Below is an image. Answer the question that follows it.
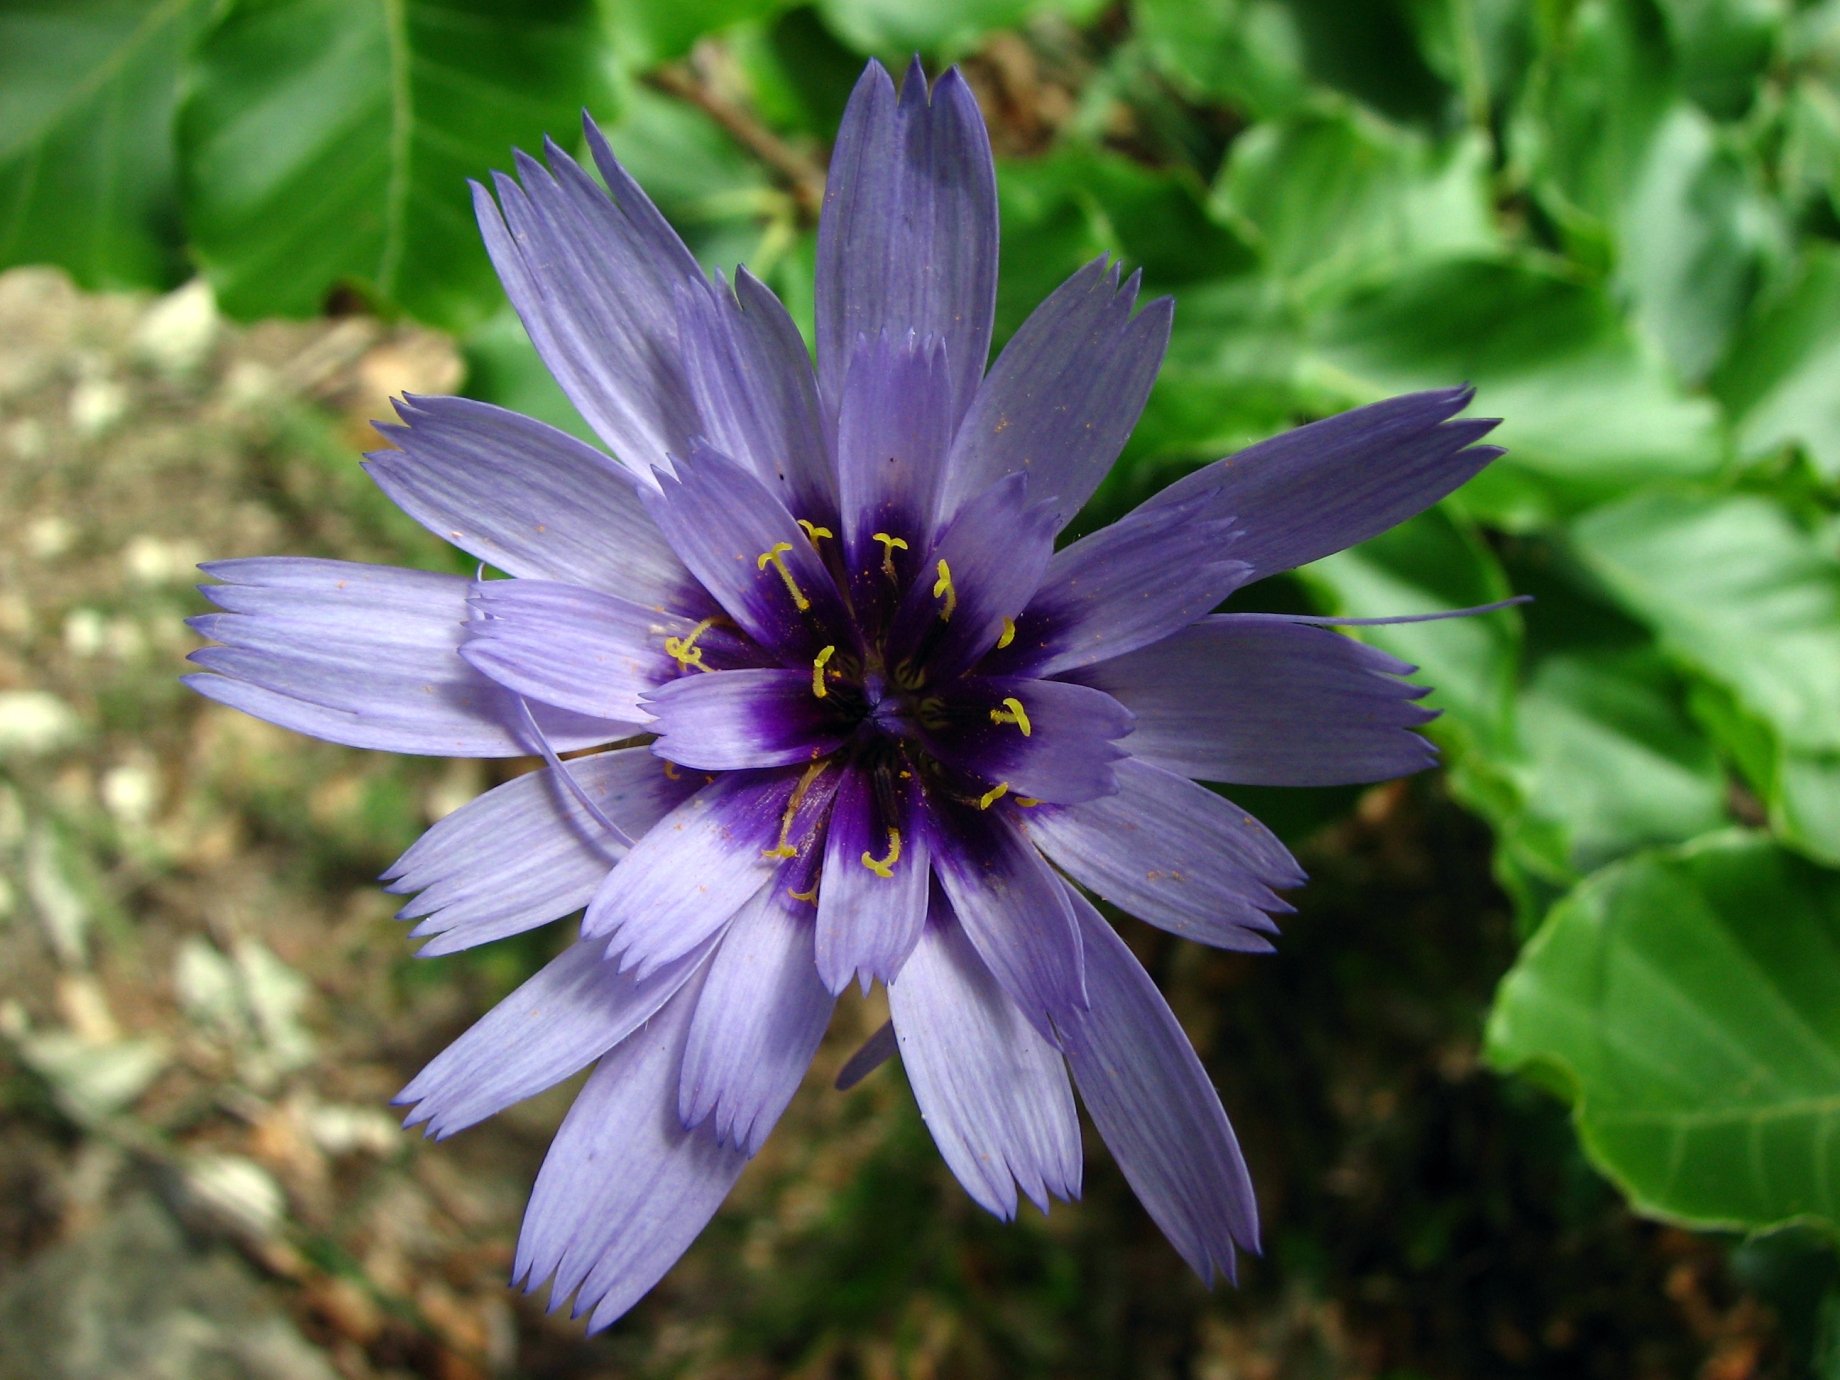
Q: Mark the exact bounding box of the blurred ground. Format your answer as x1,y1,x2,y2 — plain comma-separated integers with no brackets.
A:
0,265,1794,1378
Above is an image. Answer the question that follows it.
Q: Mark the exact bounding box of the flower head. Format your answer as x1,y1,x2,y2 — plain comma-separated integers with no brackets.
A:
186,58,1504,1328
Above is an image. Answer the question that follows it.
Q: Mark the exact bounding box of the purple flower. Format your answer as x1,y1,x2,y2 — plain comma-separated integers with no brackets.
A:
186,59,1503,1328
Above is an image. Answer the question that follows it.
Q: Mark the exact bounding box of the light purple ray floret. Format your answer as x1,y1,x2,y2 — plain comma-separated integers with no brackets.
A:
183,56,1510,1330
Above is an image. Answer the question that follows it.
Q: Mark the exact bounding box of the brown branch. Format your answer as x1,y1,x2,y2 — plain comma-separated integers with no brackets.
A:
644,63,827,223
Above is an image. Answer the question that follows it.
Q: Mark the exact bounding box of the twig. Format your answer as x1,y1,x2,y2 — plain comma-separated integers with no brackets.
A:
644,63,828,222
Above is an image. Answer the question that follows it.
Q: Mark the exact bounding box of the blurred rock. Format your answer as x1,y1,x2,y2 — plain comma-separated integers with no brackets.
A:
170,1153,288,1248
0,1193,339,1380
0,691,82,759
132,281,219,379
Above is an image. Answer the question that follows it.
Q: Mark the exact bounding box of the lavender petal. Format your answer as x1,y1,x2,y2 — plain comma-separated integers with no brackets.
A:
460,578,697,725
513,966,749,1333
815,764,929,994
922,676,1132,805
1025,758,1302,951
679,881,835,1155
817,60,996,426
186,558,627,756
364,395,688,597
888,900,1081,1219
475,123,705,479
836,331,955,599
385,749,699,956
1078,614,1439,786
1061,888,1259,1285
394,934,714,1139
1140,387,1502,582
940,258,1171,529
885,472,1057,682
641,441,853,658
645,669,849,771
928,805,1086,1041
584,771,806,977
1000,489,1251,676
674,269,835,518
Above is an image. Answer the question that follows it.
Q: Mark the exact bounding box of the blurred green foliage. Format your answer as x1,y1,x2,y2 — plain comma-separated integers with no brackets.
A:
7,0,1840,1337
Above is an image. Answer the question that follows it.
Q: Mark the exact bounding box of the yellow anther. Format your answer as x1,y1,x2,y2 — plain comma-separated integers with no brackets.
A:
989,696,1032,736
662,761,681,780
797,518,832,547
811,644,836,698
787,883,820,905
932,559,957,621
977,781,1010,810
762,761,828,860
871,531,908,579
860,827,902,879
755,541,810,611
997,616,1016,650
1014,796,1042,808
663,614,722,673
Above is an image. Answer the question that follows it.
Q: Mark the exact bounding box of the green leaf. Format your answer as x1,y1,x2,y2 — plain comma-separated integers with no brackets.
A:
0,0,213,290
1571,490,1840,755
1614,103,1784,381
1513,0,1782,379
1654,0,1787,118
605,0,789,69
1714,248,1840,482
179,0,613,330
1572,491,1840,866
460,303,597,444
1298,506,1521,762
1135,0,1450,122
1487,832,1840,1236
598,78,795,286
1213,110,1499,304
1135,0,1314,118
1306,258,1726,526
1124,273,1313,475
1779,77,1840,225
1512,647,1727,875
812,0,1104,60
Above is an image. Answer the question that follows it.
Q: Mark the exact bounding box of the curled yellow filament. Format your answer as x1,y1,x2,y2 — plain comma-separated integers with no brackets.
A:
860,827,902,878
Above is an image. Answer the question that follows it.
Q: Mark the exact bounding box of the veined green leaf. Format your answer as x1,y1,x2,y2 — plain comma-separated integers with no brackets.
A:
0,0,213,289
1488,833,1840,1236
179,0,613,330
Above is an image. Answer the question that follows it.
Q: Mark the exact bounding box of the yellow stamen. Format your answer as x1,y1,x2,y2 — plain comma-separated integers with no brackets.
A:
977,781,1010,810
997,616,1016,650
932,559,956,621
860,827,902,878
755,541,810,611
662,761,681,780
787,883,820,905
989,696,1032,736
762,761,828,860
663,614,722,673
796,519,832,547
811,644,835,698
1014,796,1042,808
871,531,908,579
